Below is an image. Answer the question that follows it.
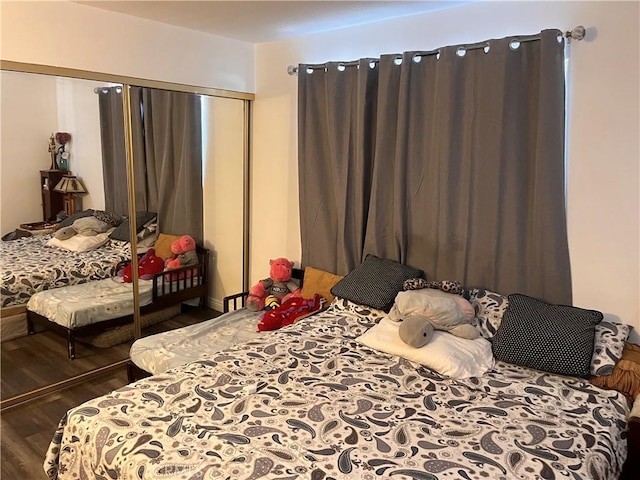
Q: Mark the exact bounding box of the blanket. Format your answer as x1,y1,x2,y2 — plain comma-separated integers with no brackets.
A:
257,294,324,331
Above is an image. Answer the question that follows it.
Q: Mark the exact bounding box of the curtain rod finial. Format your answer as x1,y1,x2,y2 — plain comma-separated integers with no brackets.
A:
566,25,586,42
287,65,298,76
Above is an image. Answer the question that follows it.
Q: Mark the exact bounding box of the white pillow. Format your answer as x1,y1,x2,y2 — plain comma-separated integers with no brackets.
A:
356,316,495,379
47,231,110,252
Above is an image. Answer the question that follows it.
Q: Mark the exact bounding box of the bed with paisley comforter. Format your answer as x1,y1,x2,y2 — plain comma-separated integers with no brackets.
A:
1,233,131,341
45,299,631,480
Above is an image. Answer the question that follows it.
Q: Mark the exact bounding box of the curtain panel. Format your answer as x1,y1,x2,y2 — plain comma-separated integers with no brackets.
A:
97,87,128,216
298,29,572,305
130,87,204,243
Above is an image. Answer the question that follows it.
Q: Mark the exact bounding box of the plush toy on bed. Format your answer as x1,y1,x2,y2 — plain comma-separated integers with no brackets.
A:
388,289,479,348
54,216,110,240
246,257,301,311
257,294,324,331
119,248,165,283
164,235,199,280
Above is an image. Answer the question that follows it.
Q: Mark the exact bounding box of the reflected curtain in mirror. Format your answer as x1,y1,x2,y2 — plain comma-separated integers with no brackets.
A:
298,29,572,305
97,86,128,216
130,87,203,242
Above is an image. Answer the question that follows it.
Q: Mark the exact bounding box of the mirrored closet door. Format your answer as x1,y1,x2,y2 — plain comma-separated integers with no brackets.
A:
0,62,252,407
0,70,133,402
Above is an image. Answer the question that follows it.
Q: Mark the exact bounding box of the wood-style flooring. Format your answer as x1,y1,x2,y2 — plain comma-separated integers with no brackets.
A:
1,306,220,479
1,367,128,480
1,306,219,399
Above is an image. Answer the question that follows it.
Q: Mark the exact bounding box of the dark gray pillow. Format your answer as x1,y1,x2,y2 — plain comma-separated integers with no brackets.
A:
330,254,424,312
109,212,157,242
492,294,603,378
57,209,95,228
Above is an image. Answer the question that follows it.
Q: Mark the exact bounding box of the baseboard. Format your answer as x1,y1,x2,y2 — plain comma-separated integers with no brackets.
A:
209,296,224,313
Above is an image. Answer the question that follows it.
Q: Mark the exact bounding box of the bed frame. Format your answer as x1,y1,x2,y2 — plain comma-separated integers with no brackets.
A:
26,246,210,360
126,267,305,382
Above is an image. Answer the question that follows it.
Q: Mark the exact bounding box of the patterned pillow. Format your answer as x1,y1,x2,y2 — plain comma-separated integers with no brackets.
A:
329,297,386,320
464,288,509,339
330,254,424,312
492,294,603,377
404,278,464,295
93,210,124,227
57,209,95,228
590,322,632,376
403,278,428,291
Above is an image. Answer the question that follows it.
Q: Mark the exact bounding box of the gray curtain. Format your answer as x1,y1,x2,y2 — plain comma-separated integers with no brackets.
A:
130,87,203,243
97,87,128,216
298,30,572,305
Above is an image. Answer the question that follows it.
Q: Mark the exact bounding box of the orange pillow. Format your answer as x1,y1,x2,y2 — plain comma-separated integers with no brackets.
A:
300,266,344,308
154,233,181,260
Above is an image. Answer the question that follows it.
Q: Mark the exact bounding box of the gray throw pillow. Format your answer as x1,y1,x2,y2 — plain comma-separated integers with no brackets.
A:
109,212,157,242
330,254,424,312
492,294,603,378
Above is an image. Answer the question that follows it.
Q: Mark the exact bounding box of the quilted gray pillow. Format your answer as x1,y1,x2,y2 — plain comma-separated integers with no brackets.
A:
492,294,603,378
330,254,424,312
590,321,632,376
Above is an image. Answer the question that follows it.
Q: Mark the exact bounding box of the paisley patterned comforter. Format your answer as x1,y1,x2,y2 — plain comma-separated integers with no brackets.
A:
1,234,131,308
45,302,629,480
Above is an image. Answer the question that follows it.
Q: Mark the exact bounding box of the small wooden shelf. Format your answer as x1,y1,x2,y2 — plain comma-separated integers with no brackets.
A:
40,170,65,222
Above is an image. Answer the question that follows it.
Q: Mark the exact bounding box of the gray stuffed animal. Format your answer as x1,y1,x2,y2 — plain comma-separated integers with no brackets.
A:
54,217,110,240
389,289,479,348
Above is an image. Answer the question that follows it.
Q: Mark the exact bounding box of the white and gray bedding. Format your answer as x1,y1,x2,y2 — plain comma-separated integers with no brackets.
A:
46,301,629,480
26,276,199,330
1,233,131,309
130,308,262,375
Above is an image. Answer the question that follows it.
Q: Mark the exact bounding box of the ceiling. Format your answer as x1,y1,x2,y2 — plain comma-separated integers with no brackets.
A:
75,1,472,44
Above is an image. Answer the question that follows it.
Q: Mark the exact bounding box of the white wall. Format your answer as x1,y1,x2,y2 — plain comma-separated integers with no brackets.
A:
202,96,246,310
54,76,106,212
253,1,640,341
0,71,58,232
0,1,255,93
1,71,112,234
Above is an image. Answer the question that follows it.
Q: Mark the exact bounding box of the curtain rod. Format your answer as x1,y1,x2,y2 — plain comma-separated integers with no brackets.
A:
94,86,123,94
287,26,586,76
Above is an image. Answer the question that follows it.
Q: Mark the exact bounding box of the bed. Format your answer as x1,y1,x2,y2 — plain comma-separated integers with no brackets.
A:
25,245,209,359
0,232,131,341
45,257,639,479
0,209,163,342
127,267,306,381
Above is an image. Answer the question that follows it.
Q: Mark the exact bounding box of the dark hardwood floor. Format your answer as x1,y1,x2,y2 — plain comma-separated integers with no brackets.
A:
1,306,220,478
1,367,129,480
1,306,220,399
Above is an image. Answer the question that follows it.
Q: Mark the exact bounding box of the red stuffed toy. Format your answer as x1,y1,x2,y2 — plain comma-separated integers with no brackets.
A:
247,257,300,311
119,248,165,283
257,294,324,332
164,235,199,281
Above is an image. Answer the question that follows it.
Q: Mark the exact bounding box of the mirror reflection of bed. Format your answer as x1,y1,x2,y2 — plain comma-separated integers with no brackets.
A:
0,68,248,405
